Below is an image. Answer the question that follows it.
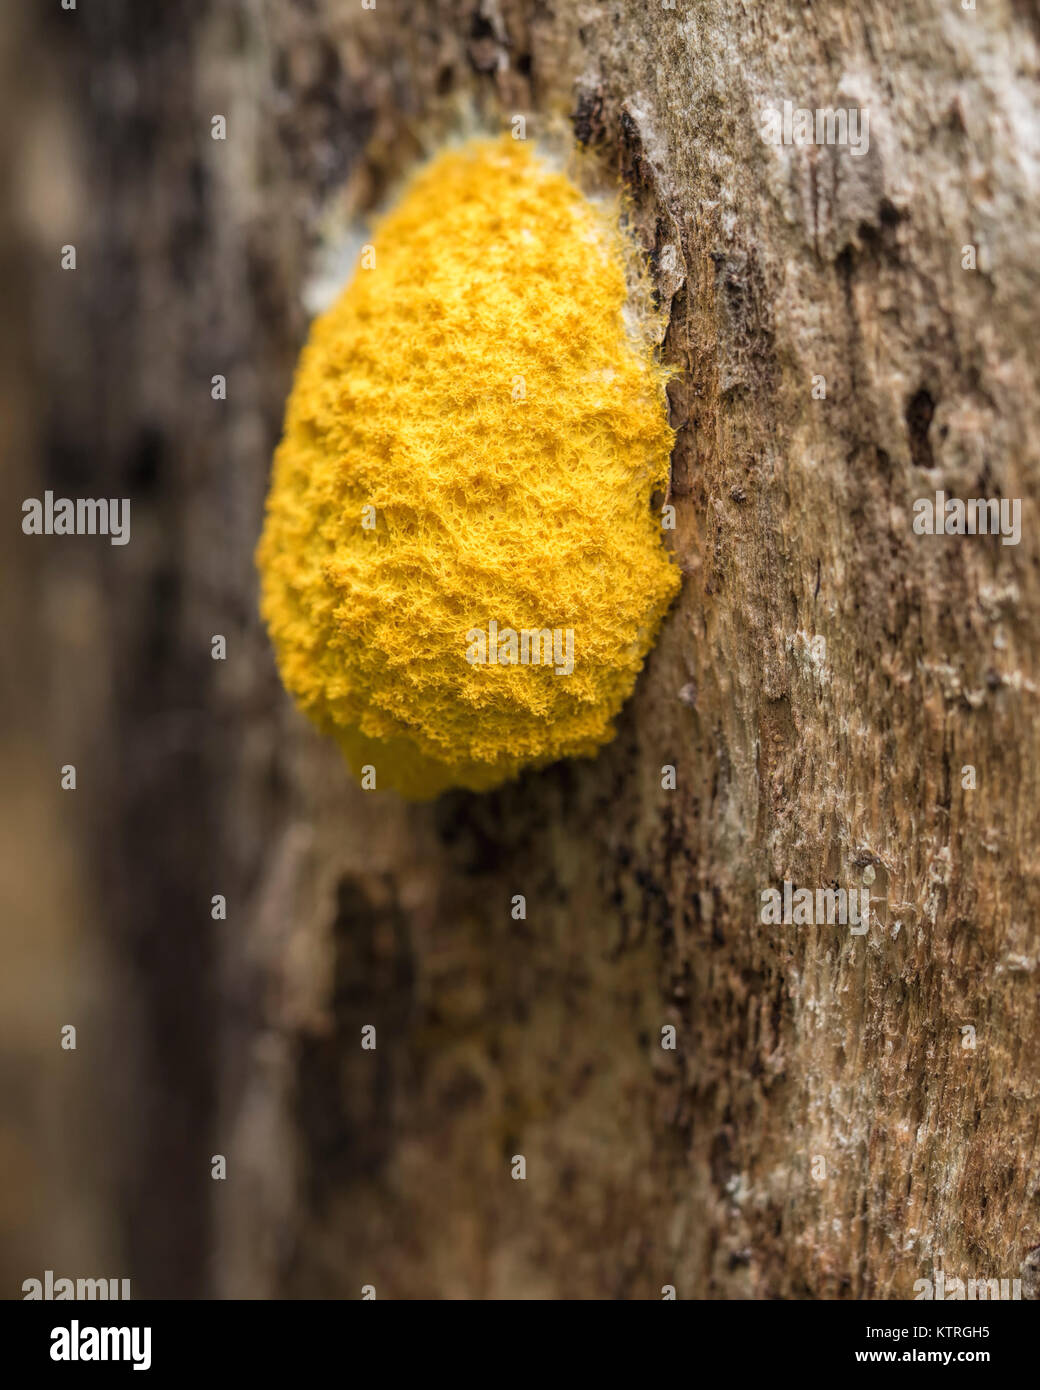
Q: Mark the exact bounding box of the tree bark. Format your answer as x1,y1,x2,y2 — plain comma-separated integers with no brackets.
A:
5,0,1038,1300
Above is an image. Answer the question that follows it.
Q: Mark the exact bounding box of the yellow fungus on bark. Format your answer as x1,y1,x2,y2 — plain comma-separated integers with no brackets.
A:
257,136,680,798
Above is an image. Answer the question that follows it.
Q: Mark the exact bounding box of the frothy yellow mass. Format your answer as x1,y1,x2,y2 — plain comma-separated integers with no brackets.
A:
257,137,680,798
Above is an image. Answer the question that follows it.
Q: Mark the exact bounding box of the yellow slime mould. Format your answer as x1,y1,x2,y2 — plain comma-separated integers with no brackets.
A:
257,136,680,798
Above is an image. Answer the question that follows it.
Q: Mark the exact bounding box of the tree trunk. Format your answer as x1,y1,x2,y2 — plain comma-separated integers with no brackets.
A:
5,0,1038,1300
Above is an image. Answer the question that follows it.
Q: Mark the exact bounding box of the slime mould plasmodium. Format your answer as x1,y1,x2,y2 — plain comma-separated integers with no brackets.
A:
257,135,681,798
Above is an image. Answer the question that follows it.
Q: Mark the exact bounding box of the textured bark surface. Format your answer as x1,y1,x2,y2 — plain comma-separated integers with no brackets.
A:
4,0,1038,1300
